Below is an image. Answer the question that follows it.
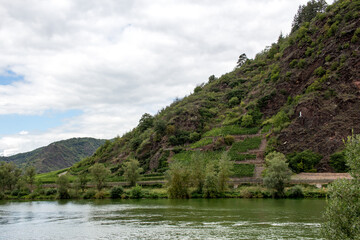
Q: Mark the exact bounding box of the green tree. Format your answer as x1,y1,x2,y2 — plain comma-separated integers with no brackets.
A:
0,162,21,192
291,0,327,33
236,53,248,68
122,158,143,186
322,134,360,239
189,153,206,193
263,152,292,197
90,163,110,191
218,152,233,193
203,163,219,198
138,113,154,132
24,166,36,189
166,161,190,199
56,175,70,199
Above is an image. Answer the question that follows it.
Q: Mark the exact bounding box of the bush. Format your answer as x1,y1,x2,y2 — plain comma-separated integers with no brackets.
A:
228,97,240,107
45,188,57,196
286,185,304,198
189,132,201,143
287,150,322,173
190,138,213,149
330,151,348,173
130,185,143,199
241,114,253,128
314,66,326,77
111,186,124,199
83,189,96,199
224,135,235,146
95,190,107,199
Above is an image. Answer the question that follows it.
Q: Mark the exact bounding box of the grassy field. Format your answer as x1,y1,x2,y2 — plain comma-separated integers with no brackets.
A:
172,150,224,163
203,125,259,137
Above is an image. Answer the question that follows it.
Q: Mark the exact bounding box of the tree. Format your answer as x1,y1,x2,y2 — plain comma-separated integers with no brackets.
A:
291,0,327,33
236,53,248,68
56,175,70,199
122,158,143,186
24,166,36,189
218,152,233,193
74,172,88,192
203,163,219,198
138,113,154,132
0,162,21,192
263,152,292,197
189,152,207,193
322,134,360,239
166,161,191,199
90,163,110,191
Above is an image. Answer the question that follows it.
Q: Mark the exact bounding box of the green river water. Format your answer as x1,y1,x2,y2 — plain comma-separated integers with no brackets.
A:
0,198,325,240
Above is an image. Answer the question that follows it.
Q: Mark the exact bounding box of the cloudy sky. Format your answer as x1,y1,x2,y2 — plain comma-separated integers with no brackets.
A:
0,0,331,156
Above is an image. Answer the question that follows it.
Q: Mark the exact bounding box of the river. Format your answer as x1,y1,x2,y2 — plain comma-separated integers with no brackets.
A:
0,198,325,240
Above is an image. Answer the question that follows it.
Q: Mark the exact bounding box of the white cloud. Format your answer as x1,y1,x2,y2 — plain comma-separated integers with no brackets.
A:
0,0,314,155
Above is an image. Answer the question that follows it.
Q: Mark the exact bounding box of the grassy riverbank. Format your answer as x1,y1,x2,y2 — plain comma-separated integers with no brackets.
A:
1,184,327,201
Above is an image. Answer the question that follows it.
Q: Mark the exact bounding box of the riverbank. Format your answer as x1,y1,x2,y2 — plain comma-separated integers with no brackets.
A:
1,184,327,201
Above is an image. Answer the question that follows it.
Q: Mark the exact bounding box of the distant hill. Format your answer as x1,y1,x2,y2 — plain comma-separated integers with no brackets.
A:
0,138,106,173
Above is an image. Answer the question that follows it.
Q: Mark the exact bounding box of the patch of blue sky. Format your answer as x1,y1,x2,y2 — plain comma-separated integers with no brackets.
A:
0,109,82,136
0,70,24,85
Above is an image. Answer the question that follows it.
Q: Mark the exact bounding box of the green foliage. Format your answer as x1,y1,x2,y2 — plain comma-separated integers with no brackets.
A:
329,151,348,173
154,119,166,136
241,114,253,128
314,66,326,76
217,152,233,193
166,162,191,198
231,164,255,177
263,152,292,197
224,135,235,146
189,153,207,193
291,0,327,33
24,166,36,187
344,134,360,179
190,138,213,149
285,185,304,198
203,125,259,137
351,28,360,43
138,113,154,132
194,85,202,93
90,163,110,191
203,164,219,198
130,185,143,199
122,158,143,186
271,111,290,129
228,96,240,107
83,189,96,199
189,132,201,143
289,59,298,68
287,150,322,173
56,175,70,199
0,162,21,192
228,137,262,161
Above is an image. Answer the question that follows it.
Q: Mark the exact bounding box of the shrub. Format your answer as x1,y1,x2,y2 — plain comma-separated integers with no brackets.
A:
122,158,143,186
83,189,96,199
289,59,298,68
224,135,235,146
190,138,213,149
272,111,289,128
95,190,106,199
287,150,322,173
189,132,201,143
241,114,253,128
194,85,202,93
111,186,124,199
314,66,326,77
228,97,240,107
166,162,191,199
45,188,57,196
330,151,348,173
130,185,143,199
286,185,304,198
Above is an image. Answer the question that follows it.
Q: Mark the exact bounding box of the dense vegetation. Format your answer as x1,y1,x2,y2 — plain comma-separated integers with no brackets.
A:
0,138,105,173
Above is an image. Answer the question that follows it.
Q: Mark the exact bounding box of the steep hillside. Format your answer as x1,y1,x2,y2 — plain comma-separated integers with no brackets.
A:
0,138,106,173
72,0,360,176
